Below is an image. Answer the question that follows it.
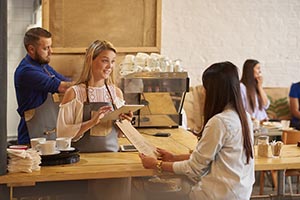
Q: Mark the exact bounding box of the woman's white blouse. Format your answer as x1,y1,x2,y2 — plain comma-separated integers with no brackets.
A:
56,85,125,140
240,83,270,121
173,108,255,200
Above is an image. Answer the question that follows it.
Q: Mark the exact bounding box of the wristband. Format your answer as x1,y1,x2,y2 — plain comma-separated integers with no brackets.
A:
156,160,163,173
131,117,136,125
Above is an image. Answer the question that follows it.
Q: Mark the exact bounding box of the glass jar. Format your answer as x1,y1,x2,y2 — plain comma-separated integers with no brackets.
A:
257,135,269,157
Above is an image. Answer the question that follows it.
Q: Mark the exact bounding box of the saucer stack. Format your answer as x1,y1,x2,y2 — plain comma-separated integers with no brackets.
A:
7,148,41,173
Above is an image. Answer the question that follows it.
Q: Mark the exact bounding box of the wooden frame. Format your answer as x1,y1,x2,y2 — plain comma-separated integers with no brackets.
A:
42,0,161,53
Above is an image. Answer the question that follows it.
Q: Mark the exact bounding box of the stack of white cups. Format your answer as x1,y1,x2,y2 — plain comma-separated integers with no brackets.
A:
119,52,184,76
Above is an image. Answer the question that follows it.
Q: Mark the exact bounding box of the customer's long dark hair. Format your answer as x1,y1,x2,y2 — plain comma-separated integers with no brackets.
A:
199,61,253,164
241,59,263,112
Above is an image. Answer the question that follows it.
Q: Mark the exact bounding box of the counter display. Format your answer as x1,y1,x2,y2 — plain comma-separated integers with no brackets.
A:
3,128,300,199
0,128,197,199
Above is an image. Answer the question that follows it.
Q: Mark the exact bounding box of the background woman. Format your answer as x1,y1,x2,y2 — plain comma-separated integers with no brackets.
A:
139,61,254,200
240,59,269,121
57,40,132,152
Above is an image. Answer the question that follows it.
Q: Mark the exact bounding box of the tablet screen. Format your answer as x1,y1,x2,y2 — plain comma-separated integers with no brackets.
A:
101,104,144,121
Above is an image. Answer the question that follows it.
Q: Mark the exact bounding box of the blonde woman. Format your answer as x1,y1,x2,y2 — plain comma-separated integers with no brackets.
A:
57,40,132,152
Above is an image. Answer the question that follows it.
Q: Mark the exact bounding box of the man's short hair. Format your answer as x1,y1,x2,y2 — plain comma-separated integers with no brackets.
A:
24,27,52,51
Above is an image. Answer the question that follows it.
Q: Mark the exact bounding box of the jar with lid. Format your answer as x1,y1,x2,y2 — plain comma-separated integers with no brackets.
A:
257,135,269,157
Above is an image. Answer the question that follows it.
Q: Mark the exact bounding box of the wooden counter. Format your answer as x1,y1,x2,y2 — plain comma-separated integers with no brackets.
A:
2,132,300,186
2,128,300,199
0,128,197,187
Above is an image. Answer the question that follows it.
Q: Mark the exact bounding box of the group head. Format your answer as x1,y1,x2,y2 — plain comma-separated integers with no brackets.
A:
77,40,116,85
202,61,243,121
24,27,52,64
241,59,261,85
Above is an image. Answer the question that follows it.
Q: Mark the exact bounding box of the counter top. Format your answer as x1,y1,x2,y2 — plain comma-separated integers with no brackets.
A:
2,127,300,193
0,128,197,186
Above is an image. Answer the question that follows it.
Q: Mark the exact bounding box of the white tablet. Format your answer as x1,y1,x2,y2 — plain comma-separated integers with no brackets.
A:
101,104,144,121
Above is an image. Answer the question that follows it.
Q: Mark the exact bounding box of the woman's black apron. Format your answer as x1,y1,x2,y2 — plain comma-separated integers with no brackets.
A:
71,101,119,152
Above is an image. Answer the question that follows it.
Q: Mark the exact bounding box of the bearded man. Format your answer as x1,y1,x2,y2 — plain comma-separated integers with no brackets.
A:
14,27,72,145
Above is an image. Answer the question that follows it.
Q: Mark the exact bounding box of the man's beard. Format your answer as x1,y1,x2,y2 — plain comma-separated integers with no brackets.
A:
34,52,50,64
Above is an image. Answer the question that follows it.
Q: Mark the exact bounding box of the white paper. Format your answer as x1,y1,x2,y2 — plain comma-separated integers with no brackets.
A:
115,120,158,158
101,105,144,122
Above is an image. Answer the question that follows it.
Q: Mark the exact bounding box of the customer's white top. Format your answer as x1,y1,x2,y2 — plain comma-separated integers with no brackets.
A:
240,83,270,121
173,108,254,200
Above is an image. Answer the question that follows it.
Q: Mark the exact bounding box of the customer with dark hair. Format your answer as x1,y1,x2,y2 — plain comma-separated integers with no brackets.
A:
14,27,72,145
139,61,254,200
240,59,269,121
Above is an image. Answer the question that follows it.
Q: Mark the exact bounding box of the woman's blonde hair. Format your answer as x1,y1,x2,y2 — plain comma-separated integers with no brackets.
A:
76,40,116,85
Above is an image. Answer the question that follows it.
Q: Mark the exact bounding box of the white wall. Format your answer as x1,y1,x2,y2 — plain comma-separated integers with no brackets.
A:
7,0,300,138
7,0,35,139
161,0,300,87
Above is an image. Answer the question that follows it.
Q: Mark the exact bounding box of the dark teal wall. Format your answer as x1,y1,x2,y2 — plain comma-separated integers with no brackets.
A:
0,0,7,175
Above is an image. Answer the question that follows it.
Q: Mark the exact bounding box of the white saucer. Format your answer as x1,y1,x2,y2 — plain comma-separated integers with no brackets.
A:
282,127,294,131
39,150,60,156
59,147,75,151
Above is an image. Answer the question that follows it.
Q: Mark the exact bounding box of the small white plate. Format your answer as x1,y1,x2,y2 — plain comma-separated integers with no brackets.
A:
262,121,282,129
59,147,75,151
282,127,294,131
39,150,60,156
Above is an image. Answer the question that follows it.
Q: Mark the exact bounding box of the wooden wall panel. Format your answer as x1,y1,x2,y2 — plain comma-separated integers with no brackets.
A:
42,0,161,53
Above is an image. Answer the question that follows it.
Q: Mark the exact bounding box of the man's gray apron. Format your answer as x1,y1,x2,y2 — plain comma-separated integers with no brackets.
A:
24,93,59,140
72,102,119,152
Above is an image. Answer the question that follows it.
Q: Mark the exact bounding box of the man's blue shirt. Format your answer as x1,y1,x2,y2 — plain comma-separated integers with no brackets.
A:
289,82,300,128
14,54,69,144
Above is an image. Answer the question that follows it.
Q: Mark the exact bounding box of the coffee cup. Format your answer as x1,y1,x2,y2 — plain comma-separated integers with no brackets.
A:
281,120,290,130
38,141,57,155
30,137,46,150
123,55,135,64
119,63,133,71
135,53,149,67
56,137,71,150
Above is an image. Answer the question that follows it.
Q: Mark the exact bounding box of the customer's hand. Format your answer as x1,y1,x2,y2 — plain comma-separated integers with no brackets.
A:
256,74,263,88
157,148,175,162
139,153,157,169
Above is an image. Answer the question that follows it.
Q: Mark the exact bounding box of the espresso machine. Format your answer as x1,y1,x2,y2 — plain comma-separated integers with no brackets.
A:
120,72,189,128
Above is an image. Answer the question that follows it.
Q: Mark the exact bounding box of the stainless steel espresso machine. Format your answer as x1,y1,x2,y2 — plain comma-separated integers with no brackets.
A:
120,72,189,128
